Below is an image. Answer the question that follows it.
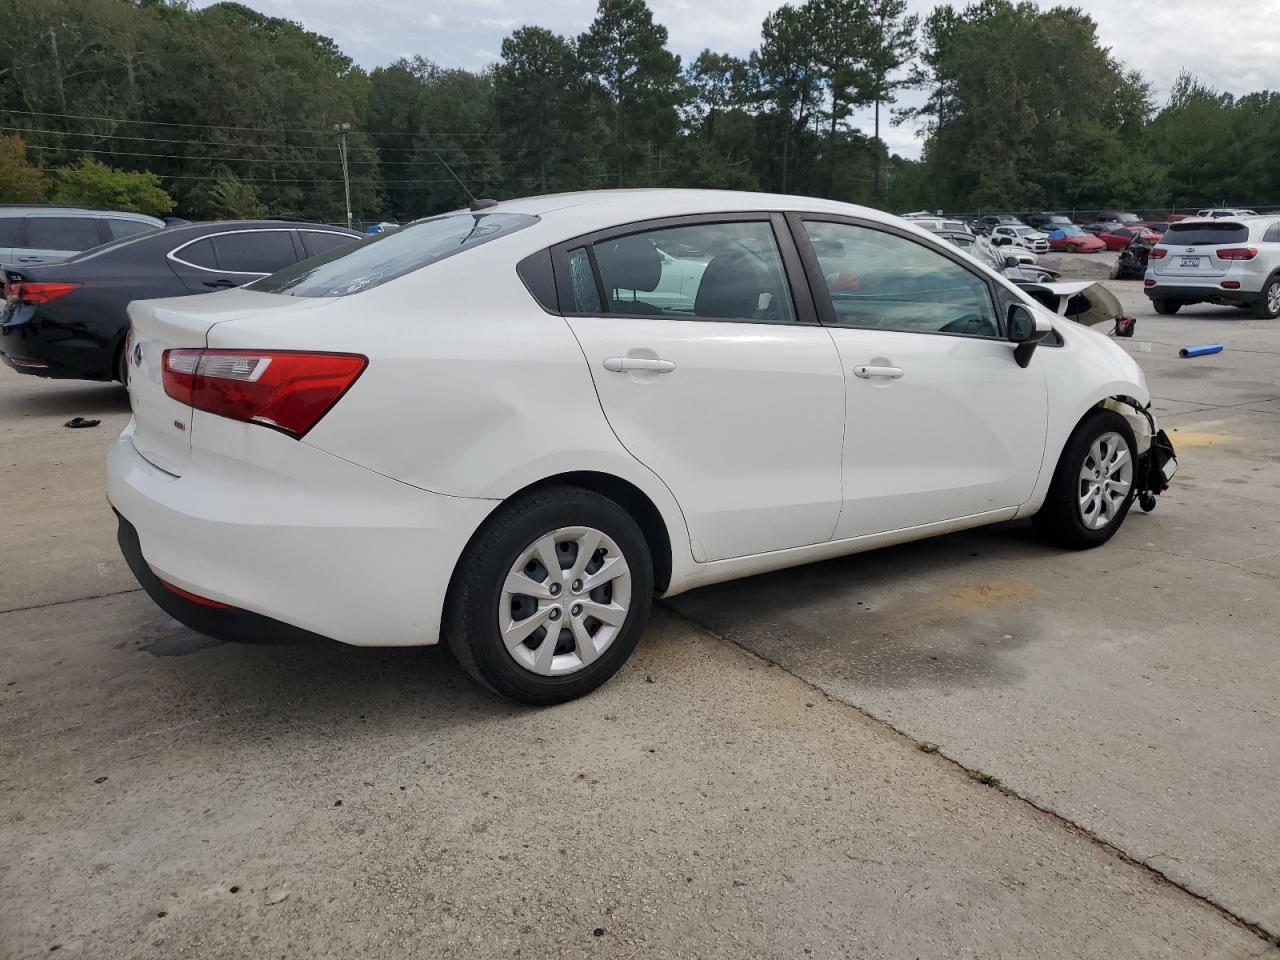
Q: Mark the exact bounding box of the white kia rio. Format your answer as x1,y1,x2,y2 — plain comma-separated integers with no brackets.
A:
107,190,1176,703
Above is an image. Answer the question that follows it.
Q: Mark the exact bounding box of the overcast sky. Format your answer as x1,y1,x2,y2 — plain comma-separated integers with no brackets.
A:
200,0,1280,157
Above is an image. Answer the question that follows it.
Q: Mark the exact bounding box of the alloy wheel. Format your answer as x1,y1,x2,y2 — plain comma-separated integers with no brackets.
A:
500,526,632,676
1267,280,1280,316
1077,432,1133,530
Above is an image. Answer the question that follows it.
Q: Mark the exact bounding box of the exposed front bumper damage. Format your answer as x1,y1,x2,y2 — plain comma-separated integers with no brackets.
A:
1106,397,1177,512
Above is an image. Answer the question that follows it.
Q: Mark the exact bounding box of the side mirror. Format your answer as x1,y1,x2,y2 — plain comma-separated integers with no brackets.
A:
1004,255,1021,268
993,236,1009,246
1008,303,1052,368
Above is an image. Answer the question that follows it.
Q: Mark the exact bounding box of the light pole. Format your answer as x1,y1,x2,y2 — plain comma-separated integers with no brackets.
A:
333,122,352,230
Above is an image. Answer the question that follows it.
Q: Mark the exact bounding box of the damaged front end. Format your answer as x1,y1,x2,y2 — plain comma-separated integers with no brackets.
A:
1104,397,1178,512
1022,280,1136,337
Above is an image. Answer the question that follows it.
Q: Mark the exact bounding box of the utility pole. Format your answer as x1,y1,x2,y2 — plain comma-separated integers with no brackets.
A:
333,123,353,230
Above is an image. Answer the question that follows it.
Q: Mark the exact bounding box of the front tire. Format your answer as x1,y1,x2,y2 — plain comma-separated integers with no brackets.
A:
1152,299,1181,315
1252,275,1280,319
1033,409,1138,549
444,486,654,705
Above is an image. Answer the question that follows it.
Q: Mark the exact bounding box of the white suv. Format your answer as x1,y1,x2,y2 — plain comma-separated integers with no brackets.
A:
990,224,1050,253
1144,217,1280,318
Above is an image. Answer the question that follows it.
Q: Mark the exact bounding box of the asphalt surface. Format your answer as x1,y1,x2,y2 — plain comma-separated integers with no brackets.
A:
2,278,1278,958
674,279,1280,933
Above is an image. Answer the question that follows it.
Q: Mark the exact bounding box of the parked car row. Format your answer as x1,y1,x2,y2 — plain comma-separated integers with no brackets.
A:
1,213,361,383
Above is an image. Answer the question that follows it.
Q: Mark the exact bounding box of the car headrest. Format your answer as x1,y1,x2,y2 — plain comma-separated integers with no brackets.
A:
694,253,764,320
596,236,661,293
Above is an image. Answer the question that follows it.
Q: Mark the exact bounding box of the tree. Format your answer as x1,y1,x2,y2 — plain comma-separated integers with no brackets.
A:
862,0,918,197
578,0,682,187
0,136,47,202
208,178,268,218
494,27,587,193
753,4,825,193
51,157,174,214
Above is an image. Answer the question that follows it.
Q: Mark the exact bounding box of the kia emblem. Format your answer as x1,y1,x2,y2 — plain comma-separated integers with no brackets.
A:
1186,247,1194,253
132,341,144,366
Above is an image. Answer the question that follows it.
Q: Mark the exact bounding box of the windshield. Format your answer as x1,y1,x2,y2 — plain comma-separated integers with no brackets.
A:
1055,226,1086,237
1013,227,1037,236
251,212,538,297
1115,213,1140,223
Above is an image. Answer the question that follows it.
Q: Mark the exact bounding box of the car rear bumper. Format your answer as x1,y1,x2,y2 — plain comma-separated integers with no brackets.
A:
0,304,119,381
106,421,498,647
1142,282,1263,304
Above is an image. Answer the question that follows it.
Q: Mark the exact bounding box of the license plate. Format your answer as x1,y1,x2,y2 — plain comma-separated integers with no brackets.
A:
1179,257,1200,268
1162,457,1178,481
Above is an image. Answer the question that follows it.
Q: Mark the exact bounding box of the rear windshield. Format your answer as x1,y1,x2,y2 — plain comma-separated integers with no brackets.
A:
251,212,538,297
1164,222,1249,246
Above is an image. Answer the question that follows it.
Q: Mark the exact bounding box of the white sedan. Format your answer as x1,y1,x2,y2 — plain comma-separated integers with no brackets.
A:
108,190,1176,704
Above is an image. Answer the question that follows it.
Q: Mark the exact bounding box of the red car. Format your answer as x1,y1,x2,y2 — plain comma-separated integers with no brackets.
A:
1095,226,1160,251
1047,225,1106,253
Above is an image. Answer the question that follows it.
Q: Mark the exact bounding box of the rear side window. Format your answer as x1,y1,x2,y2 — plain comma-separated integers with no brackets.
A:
300,230,357,258
1263,223,1280,243
1165,222,1250,246
251,213,537,297
211,231,297,274
590,221,796,323
0,217,21,246
108,218,156,241
567,247,601,312
27,217,100,251
174,238,218,269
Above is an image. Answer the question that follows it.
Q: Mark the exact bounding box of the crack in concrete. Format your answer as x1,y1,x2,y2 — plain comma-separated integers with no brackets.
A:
0,587,143,618
663,601,1280,950
1116,544,1280,581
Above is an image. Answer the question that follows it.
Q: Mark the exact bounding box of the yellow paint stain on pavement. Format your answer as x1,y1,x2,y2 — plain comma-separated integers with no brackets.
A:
944,581,1032,611
1169,430,1241,448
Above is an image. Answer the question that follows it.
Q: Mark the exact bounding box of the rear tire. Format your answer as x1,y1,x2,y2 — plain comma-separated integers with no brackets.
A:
1251,275,1280,319
1066,243,1077,254
444,486,654,705
1152,299,1180,315
1033,409,1138,550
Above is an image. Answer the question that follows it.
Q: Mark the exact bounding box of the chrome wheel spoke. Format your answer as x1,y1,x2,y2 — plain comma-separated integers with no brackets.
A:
1077,430,1133,530
533,625,560,673
578,598,627,627
533,534,563,583
503,606,553,650
568,529,603,584
504,570,552,600
581,554,629,593
570,617,600,667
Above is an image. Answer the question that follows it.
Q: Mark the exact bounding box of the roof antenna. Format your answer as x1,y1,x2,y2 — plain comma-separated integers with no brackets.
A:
434,152,497,212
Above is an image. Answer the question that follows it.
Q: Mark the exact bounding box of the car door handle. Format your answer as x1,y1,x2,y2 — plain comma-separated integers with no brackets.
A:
852,364,903,380
203,278,237,289
603,357,676,373
17,256,43,262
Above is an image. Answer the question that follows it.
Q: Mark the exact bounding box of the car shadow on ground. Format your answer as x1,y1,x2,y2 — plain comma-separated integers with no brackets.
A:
0,380,130,419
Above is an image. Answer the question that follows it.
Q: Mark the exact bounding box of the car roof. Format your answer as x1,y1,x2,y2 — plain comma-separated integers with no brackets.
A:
456,189,923,248
58,219,361,265
0,205,164,224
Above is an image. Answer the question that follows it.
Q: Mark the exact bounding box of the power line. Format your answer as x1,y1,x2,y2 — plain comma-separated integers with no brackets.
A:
0,123,518,157
1,107,504,138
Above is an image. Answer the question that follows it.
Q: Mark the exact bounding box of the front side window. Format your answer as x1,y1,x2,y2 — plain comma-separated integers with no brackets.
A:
252,212,537,297
27,217,100,251
803,220,1000,338
589,221,796,323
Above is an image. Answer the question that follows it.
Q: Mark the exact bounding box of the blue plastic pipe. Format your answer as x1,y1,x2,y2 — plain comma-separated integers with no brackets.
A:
1179,343,1224,358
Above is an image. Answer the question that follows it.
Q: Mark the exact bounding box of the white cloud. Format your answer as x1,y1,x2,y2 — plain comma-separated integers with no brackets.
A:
197,0,1280,158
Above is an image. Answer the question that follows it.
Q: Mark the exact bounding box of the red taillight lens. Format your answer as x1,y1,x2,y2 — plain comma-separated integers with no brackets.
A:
162,349,367,438
1149,248,1167,259
159,578,235,609
5,281,80,304
1143,278,1156,286
1222,280,1241,289
1217,247,1258,261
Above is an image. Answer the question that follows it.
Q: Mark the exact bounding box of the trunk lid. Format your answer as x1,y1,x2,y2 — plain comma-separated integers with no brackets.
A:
125,289,327,475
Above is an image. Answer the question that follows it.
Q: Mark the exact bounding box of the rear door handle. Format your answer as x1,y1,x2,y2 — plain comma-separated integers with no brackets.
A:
603,357,676,373
203,278,237,289
853,364,903,379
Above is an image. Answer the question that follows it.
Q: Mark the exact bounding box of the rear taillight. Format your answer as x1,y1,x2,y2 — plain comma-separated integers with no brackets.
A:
162,349,367,438
1217,247,1258,261
4,282,80,304
1149,248,1167,259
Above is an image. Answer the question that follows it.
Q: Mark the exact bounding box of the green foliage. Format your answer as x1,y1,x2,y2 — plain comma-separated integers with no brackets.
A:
0,0,1273,221
50,157,174,214
0,136,47,202
208,178,268,218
